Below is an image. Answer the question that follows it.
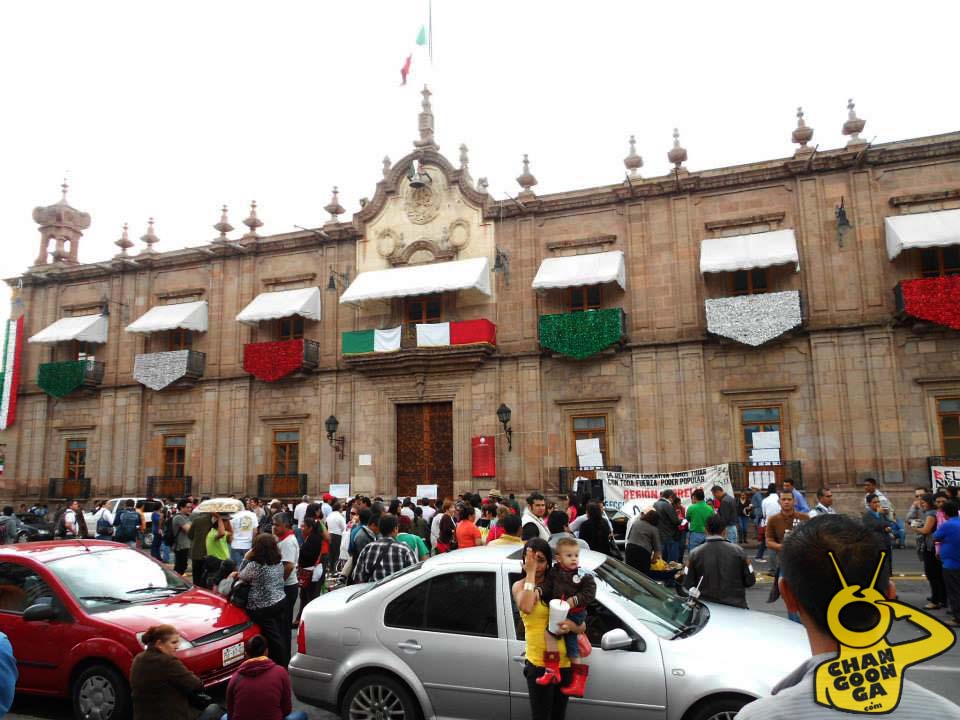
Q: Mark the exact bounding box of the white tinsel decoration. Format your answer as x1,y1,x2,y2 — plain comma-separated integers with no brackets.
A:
133,350,198,391
705,290,802,346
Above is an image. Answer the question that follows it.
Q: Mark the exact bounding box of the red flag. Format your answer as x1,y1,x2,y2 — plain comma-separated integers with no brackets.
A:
400,54,412,85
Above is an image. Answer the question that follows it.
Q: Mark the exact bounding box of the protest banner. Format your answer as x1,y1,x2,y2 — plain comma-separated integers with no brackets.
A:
596,465,732,512
931,466,960,491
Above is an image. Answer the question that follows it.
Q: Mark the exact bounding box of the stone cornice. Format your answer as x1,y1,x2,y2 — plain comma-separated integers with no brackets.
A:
485,132,960,220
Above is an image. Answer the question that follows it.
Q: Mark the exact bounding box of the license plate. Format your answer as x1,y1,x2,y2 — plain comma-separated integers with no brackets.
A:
222,641,244,666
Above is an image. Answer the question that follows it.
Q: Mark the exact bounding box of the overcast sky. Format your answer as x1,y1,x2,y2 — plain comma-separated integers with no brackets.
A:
2,0,958,323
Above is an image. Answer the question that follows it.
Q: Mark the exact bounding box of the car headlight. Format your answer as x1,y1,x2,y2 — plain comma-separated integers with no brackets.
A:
135,632,194,651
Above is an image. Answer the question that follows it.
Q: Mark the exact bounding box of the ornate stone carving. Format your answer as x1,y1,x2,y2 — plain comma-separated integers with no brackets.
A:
447,219,470,249
376,229,401,258
404,174,443,225
388,238,457,267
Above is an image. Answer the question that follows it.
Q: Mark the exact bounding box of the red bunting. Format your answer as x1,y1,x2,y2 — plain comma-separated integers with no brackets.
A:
900,276,960,330
243,339,305,382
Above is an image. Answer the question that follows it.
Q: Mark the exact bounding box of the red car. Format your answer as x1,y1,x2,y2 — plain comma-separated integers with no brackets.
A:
0,541,259,720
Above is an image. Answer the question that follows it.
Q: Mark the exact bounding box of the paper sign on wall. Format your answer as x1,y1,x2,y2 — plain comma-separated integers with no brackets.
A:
748,470,776,487
358,454,372,466
752,431,781,449
579,453,604,468
328,484,351,498
416,484,438,500
751,448,781,464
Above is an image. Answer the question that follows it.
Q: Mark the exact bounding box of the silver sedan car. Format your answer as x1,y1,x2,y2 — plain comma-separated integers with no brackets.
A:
290,545,808,720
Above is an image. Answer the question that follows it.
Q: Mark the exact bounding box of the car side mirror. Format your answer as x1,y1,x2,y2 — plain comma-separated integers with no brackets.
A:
23,603,59,622
600,628,635,651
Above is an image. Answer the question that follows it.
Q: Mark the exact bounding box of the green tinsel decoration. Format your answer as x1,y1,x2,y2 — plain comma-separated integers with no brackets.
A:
37,360,90,398
538,308,625,360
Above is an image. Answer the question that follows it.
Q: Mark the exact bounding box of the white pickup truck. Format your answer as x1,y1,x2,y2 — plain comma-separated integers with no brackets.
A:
83,497,149,530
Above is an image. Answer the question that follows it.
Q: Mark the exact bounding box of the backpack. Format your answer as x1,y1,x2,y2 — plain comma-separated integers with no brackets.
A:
114,509,140,542
162,513,176,546
96,512,114,537
54,510,68,539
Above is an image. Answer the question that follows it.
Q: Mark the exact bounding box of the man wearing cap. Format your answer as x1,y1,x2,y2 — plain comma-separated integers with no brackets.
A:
321,493,334,519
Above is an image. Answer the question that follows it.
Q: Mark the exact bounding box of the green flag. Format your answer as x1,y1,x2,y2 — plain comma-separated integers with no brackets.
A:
416,25,427,46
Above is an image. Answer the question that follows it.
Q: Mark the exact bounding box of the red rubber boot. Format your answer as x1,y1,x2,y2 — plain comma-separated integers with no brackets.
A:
535,652,562,685
561,664,589,697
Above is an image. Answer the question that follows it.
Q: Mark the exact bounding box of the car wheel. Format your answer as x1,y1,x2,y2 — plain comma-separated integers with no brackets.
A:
72,663,131,720
342,673,420,720
16,531,29,543
686,696,750,720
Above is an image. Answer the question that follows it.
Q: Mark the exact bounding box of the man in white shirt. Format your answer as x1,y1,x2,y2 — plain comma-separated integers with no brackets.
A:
274,513,300,665
400,498,416,522
421,499,436,524
325,500,347,571
293,495,311,527
229,507,258,566
759,484,782,568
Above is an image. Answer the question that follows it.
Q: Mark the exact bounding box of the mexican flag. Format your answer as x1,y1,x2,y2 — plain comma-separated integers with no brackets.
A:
416,319,496,347
400,24,429,85
342,326,402,354
0,317,24,430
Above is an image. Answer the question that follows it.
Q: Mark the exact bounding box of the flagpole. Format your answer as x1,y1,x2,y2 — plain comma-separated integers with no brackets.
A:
428,0,433,65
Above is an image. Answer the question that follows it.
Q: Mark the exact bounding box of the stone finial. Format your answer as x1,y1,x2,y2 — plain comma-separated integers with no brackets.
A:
792,106,814,152
382,155,392,178
624,135,643,177
477,177,489,194
324,186,345,224
140,218,159,253
214,205,233,241
842,98,866,147
516,154,538,196
459,144,469,170
413,85,438,150
667,128,687,169
242,200,263,240
115,223,133,256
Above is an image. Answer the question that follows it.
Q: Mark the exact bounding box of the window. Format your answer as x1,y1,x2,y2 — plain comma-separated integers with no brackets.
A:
278,315,304,341
731,269,769,296
0,562,56,614
72,341,96,362
740,406,782,461
163,435,186,478
168,329,193,350
405,295,443,325
938,399,960,457
64,439,87,480
570,285,603,312
272,430,300,475
385,572,498,638
920,247,960,278
572,415,608,467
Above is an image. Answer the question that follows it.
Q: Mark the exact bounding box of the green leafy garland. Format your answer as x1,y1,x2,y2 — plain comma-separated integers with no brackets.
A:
37,360,90,398
538,308,624,360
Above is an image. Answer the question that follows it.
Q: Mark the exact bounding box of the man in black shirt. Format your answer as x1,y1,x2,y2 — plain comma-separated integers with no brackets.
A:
684,514,756,608
711,484,739,544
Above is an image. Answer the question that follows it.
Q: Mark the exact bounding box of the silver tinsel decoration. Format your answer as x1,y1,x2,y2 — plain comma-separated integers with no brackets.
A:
133,350,194,390
705,290,802,346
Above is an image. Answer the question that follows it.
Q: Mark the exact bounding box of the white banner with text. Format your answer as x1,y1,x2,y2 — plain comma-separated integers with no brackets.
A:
596,465,733,512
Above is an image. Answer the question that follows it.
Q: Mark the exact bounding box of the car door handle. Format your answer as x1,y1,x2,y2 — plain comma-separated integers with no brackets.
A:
397,640,422,652
512,655,526,664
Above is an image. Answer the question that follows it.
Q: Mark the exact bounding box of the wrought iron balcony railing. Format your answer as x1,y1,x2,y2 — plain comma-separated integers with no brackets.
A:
256,473,308,498
37,360,105,398
47,477,92,500
727,460,803,491
146,476,194,498
558,465,624,495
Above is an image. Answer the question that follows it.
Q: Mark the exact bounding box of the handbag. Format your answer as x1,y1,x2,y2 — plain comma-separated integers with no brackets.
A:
228,579,251,609
188,689,216,710
577,633,592,658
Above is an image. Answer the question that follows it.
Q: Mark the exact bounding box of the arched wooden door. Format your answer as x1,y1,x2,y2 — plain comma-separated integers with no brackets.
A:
396,402,453,500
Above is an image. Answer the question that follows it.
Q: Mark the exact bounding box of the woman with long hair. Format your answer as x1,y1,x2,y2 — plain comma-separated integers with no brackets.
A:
130,624,220,720
295,518,325,623
511,539,585,720
237,533,287,663
577,502,615,555
914,493,947,609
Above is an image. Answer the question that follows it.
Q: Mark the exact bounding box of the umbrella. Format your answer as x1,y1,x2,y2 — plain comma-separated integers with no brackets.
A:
194,497,244,514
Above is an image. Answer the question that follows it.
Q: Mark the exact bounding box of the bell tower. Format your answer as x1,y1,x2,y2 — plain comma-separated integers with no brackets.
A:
31,180,91,266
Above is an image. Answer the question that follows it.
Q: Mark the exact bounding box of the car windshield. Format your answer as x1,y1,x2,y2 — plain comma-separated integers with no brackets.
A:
48,548,189,612
592,557,700,638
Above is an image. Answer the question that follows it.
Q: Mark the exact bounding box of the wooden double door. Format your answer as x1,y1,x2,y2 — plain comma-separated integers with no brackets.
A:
396,402,453,500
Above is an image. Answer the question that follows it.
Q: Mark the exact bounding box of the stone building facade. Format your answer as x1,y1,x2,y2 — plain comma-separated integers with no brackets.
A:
3,93,960,511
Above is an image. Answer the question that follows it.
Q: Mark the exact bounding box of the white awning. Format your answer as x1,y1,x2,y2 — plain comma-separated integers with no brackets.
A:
236,287,321,325
699,229,800,273
885,208,960,260
126,300,208,334
339,257,491,305
531,250,626,291
28,314,109,344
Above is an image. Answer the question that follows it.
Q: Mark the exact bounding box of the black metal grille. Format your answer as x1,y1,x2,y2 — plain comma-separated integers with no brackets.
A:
47,477,92,499
727,461,803,491
558,466,623,494
257,474,308,498
146,476,193,498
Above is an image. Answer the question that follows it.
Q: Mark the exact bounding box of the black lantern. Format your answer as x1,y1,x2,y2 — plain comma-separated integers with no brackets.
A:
326,265,350,292
325,415,345,460
496,403,513,452
835,197,853,247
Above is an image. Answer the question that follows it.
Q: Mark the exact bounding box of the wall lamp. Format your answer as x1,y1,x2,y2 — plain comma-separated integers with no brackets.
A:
835,197,853,247
492,247,511,287
326,266,351,292
325,415,346,460
496,403,513,452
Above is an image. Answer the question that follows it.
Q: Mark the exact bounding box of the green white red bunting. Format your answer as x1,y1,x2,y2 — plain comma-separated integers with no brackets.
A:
0,317,24,430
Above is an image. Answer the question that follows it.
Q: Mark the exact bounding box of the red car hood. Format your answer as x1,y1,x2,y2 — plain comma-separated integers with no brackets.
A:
95,588,251,641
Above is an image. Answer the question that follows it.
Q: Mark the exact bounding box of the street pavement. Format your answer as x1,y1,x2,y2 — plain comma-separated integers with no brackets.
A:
9,547,960,719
